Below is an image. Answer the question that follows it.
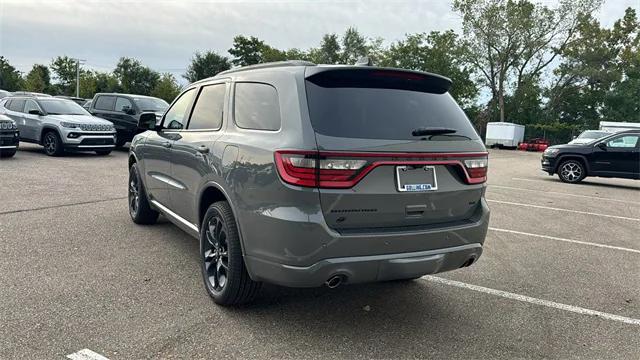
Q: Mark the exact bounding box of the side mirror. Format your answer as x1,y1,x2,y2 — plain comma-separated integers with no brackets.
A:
28,109,43,116
596,142,607,151
138,112,158,131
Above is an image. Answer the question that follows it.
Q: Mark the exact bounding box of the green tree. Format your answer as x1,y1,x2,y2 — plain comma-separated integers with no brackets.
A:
50,56,79,95
453,0,602,122
113,57,160,95
228,35,269,66
546,8,638,128
0,56,24,91
341,27,368,64
308,34,341,64
183,51,231,82
94,72,121,93
23,64,52,94
151,73,182,103
381,31,478,108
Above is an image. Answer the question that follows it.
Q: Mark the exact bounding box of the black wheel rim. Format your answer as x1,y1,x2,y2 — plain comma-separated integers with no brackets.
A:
203,215,229,293
44,133,56,154
128,171,140,216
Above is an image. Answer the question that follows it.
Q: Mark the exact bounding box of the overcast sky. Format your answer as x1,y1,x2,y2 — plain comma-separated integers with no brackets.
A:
1,0,638,82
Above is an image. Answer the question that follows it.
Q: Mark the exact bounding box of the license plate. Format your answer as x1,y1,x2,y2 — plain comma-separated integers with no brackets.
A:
396,165,438,192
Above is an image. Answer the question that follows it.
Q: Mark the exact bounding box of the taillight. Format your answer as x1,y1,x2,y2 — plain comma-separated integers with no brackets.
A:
275,151,368,188
275,151,488,188
463,157,488,181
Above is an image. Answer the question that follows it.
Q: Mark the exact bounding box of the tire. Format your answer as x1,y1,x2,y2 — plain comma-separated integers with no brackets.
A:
95,150,112,156
558,159,586,183
128,163,159,224
0,149,16,158
42,131,64,156
201,201,261,306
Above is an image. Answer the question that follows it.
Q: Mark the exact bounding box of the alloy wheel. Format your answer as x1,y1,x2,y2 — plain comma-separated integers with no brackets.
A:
203,215,229,292
128,173,140,216
560,162,582,182
44,133,57,155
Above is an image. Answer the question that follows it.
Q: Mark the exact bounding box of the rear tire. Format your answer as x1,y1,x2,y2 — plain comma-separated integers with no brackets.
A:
42,131,64,156
558,159,586,183
201,201,261,306
128,163,159,224
95,150,112,156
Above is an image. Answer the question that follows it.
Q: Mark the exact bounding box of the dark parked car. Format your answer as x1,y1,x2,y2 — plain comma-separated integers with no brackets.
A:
127,61,490,305
542,130,640,182
88,93,169,147
0,114,19,158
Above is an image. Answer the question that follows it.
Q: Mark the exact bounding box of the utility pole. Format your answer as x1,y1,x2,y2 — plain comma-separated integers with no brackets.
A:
75,58,86,98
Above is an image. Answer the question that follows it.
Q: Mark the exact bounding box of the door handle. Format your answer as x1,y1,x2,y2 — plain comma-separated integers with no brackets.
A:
196,145,209,154
162,141,172,148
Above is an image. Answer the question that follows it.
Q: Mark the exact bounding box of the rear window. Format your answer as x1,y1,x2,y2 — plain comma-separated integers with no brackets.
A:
8,99,25,112
94,96,116,111
305,77,479,141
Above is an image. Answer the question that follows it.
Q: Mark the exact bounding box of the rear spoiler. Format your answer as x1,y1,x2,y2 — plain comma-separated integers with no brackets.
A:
304,66,452,94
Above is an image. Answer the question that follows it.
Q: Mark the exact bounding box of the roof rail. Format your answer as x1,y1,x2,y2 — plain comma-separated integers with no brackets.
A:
216,60,316,76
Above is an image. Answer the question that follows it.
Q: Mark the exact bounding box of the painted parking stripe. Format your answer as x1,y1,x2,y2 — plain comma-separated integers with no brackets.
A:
489,185,637,204
421,276,640,326
489,227,640,254
66,349,110,360
487,199,640,222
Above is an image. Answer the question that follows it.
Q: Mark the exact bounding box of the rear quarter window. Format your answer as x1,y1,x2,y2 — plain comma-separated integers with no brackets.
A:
234,82,280,131
94,96,116,111
8,99,26,112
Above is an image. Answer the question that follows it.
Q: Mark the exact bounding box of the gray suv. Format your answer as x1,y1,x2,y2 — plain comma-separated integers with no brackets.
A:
0,96,116,156
128,61,490,305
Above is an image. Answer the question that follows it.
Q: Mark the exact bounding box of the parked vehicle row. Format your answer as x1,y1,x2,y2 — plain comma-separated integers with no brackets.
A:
0,95,116,156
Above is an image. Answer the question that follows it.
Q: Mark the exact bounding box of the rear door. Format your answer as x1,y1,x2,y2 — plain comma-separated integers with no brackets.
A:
303,68,488,231
22,100,43,141
170,82,228,224
91,95,117,124
5,99,26,135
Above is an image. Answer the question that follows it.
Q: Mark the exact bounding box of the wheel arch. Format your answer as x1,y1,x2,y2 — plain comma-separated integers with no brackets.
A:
197,182,248,252
555,154,590,174
39,125,62,145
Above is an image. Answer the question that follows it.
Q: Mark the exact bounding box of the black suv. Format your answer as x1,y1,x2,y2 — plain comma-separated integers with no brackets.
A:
88,93,169,147
542,130,640,183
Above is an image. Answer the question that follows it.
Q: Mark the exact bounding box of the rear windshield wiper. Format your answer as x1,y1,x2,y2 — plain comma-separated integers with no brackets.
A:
411,127,458,137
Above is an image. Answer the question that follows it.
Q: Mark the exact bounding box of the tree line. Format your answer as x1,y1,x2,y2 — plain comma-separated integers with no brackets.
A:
0,0,637,139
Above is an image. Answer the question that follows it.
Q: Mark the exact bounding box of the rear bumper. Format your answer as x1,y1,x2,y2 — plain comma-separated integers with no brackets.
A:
245,243,482,287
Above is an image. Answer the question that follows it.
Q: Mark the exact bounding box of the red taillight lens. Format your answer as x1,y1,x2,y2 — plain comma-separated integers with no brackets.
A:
275,151,368,188
463,158,488,182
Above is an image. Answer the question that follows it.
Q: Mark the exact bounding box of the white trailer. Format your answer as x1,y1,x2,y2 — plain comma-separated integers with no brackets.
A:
599,121,640,132
485,122,525,148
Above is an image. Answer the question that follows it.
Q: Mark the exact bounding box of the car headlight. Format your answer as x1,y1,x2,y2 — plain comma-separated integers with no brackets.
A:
544,148,560,157
60,122,80,129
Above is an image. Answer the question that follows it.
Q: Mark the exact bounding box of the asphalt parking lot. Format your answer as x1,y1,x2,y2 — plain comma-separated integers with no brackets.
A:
1,144,638,359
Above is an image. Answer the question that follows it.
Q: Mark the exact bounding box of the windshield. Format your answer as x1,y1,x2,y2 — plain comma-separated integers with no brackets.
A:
577,131,609,140
39,99,90,115
132,97,169,112
305,81,479,141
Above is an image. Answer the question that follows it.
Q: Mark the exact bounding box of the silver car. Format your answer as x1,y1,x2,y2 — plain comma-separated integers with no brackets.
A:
0,96,116,156
128,61,490,305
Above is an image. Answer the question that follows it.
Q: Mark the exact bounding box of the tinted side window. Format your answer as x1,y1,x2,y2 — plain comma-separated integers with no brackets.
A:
234,83,280,131
115,97,134,113
188,84,225,130
24,100,40,114
163,88,196,130
607,135,639,148
9,99,26,112
94,96,116,111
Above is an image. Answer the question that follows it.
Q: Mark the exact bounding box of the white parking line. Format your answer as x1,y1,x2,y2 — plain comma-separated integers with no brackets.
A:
66,349,110,360
487,199,640,222
421,276,640,326
489,185,637,204
489,227,640,254
511,177,551,183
